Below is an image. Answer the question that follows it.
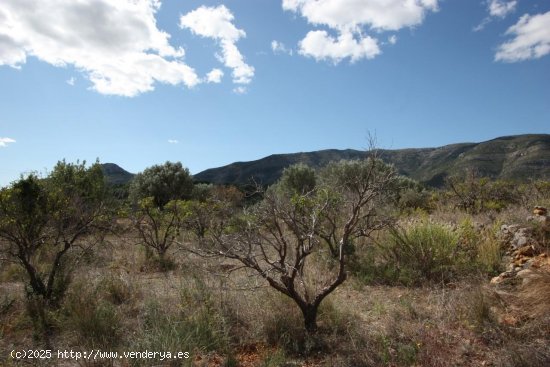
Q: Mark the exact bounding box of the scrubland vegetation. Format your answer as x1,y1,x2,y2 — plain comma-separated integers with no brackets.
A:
1,157,549,366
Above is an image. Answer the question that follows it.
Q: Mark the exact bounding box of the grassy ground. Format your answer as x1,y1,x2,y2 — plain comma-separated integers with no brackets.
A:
1,205,549,367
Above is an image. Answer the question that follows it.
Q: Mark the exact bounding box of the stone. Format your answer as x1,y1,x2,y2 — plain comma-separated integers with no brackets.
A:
533,206,547,216
532,254,550,269
510,228,535,249
516,268,534,278
517,245,536,257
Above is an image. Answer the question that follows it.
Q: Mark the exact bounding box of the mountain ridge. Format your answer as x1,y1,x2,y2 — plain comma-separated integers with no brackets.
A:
99,134,550,187
194,134,550,187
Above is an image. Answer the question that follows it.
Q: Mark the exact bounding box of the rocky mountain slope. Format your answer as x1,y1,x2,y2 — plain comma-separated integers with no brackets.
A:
100,163,134,185
194,134,550,187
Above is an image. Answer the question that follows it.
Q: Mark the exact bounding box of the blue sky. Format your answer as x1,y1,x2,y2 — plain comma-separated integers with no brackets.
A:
1,0,549,186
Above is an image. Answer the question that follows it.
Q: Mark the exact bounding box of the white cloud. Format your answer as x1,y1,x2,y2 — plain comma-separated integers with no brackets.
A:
168,139,179,144
271,40,293,55
474,0,517,31
180,5,254,85
388,35,398,45
206,68,224,83
0,0,200,97
283,0,438,31
66,77,75,86
496,11,550,62
0,137,16,147
299,30,379,63
233,86,247,94
282,0,438,63
489,0,517,18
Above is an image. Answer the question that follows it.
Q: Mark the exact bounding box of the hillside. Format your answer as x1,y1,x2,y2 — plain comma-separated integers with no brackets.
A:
194,134,550,187
100,163,134,185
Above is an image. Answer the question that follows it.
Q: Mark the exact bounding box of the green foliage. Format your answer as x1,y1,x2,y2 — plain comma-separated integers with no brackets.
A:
133,197,187,268
0,160,109,342
446,173,523,213
458,218,502,275
199,157,399,333
191,183,213,201
319,158,394,193
129,161,193,208
0,160,107,299
279,163,316,195
378,222,462,285
353,218,505,286
395,177,433,213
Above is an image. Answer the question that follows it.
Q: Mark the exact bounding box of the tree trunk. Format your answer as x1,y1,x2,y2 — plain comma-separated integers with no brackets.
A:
301,304,319,333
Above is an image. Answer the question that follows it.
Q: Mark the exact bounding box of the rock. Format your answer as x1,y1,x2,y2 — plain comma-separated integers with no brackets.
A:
491,271,516,284
533,206,547,216
511,228,536,249
516,269,533,278
501,224,520,234
531,254,550,269
517,269,535,283
517,245,536,257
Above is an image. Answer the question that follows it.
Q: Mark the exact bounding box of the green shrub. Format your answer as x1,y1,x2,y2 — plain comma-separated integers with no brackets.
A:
385,222,462,284
476,229,503,275
353,220,482,285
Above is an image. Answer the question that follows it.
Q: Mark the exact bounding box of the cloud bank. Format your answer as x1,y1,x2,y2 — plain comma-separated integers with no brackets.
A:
282,0,438,63
0,0,203,97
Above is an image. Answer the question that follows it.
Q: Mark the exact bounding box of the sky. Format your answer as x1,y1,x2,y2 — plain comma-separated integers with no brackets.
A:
1,0,549,186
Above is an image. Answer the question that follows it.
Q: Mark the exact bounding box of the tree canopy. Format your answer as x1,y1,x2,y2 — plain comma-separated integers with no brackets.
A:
129,161,193,208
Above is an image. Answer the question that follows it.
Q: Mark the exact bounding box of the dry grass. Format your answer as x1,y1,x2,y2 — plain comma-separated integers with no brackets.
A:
518,269,550,318
1,218,549,367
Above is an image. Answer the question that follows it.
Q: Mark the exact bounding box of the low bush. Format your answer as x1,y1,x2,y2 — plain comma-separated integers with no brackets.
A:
63,281,122,348
129,278,230,366
383,222,463,284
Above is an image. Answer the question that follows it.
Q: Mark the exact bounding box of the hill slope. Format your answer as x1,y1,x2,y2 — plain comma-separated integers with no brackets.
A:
194,134,550,187
100,163,134,185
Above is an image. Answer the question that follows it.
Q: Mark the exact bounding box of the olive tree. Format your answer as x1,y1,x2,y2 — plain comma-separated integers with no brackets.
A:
182,185,244,240
278,163,316,195
193,159,398,332
133,197,186,265
0,161,109,341
130,162,194,268
129,161,193,208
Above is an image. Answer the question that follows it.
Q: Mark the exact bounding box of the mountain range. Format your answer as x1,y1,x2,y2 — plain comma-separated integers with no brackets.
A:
101,134,550,188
